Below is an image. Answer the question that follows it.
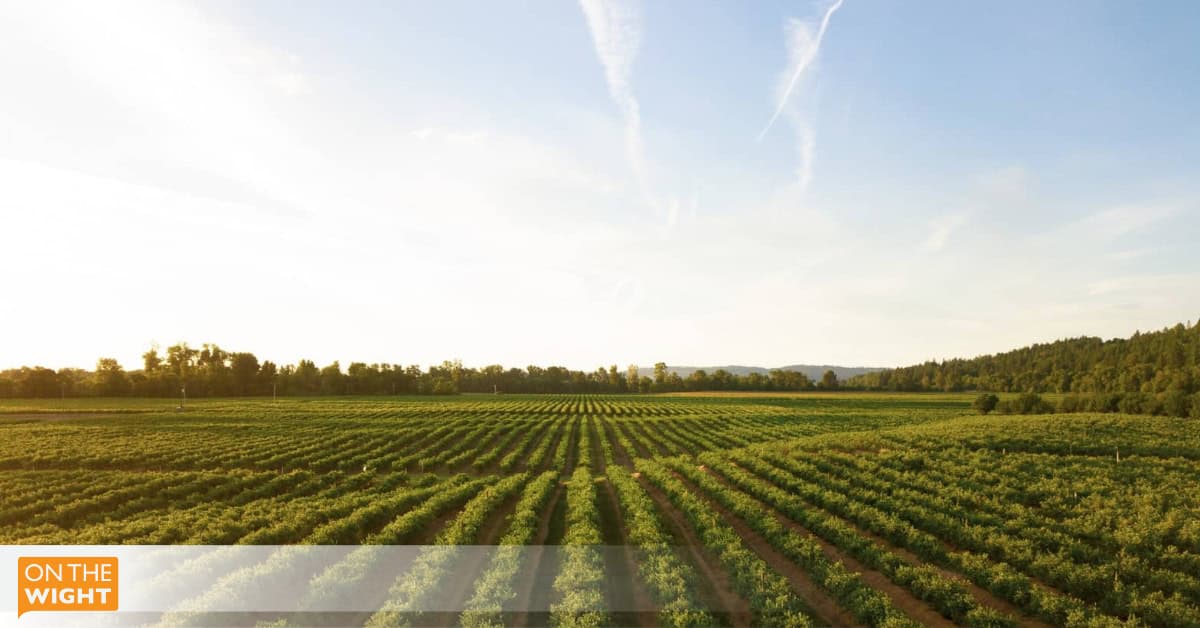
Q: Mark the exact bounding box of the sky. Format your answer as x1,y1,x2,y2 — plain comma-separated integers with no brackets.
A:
1,0,1198,372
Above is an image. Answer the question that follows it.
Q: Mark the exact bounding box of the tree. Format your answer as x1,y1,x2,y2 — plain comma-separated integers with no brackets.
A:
258,360,278,395
293,359,320,394
165,343,198,382
431,378,458,395
319,361,344,395
229,352,260,395
996,392,1054,415
626,365,639,392
57,368,91,397
18,367,60,398
819,369,839,390
94,358,130,396
973,393,999,415
142,345,162,372
653,362,668,386
1162,390,1190,418
607,365,623,392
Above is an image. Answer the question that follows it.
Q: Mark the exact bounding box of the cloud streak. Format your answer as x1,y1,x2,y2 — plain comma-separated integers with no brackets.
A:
923,212,969,252
578,0,649,197
758,0,844,141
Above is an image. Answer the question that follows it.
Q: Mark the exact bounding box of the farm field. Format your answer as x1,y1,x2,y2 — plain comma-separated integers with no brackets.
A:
1,394,1197,627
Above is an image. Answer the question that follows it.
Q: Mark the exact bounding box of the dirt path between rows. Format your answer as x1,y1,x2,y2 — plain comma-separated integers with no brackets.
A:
537,418,576,475
288,491,470,628
589,418,605,474
597,475,658,626
635,475,753,626
563,418,579,474
628,420,670,457
769,458,1059,626
832,498,1052,627
426,489,523,626
512,481,566,627
602,419,638,469
592,419,659,625
0,412,148,422
670,470,867,628
467,421,542,476
509,421,553,474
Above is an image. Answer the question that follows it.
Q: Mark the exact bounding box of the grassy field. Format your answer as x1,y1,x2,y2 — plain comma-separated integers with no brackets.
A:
1,394,1196,627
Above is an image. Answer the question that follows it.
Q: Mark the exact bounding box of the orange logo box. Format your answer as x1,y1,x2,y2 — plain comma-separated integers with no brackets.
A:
17,557,118,618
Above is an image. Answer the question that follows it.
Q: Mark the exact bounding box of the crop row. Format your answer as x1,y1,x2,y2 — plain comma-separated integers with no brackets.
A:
551,466,607,627
635,458,813,627
730,449,1131,627
461,470,560,627
365,473,529,627
686,454,1014,627
753,448,1198,627
607,468,715,626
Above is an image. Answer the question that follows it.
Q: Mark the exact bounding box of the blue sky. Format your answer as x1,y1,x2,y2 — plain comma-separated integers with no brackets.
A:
1,0,1197,371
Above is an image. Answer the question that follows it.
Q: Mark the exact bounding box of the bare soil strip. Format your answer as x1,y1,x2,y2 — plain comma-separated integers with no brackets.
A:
627,420,671,457
836,503,1052,628
533,420,568,474
670,470,867,628
0,412,151,422
635,475,753,626
755,460,1061,625
597,475,658,626
427,489,524,627
512,482,566,627
301,495,469,628
602,419,638,469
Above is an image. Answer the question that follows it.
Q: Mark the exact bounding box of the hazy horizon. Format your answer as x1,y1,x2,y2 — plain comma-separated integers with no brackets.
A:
2,0,1198,372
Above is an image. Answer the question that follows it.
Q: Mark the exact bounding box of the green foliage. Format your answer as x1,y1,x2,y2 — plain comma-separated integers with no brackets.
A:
2,395,1198,625
1,345,821,397
1162,389,1191,418
850,320,1200,398
365,473,529,627
994,392,1054,415
973,393,999,415
637,459,815,627
461,470,559,627
551,466,608,627
608,469,717,626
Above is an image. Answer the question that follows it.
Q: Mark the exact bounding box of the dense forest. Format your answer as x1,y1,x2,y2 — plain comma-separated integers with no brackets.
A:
0,343,824,398
847,321,1199,393
848,321,1200,417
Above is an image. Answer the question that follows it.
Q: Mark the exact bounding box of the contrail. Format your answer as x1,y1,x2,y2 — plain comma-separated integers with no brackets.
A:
578,0,648,193
757,0,844,141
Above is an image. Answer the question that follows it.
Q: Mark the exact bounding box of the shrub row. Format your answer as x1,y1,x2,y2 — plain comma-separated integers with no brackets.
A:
365,472,530,627
551,466,608,627
635,459,813,627
461,470,560,628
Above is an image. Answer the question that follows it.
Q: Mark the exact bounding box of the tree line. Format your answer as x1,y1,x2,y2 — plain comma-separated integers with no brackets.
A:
853,320,1200,418
847,320,1200,394
0,343,832,398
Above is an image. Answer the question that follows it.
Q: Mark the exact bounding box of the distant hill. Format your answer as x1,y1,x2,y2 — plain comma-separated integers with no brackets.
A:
643,364,884,382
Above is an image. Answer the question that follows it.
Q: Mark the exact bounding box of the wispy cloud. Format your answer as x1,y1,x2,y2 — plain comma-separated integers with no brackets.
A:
1108,248,1148,262
578,0,648,196
758,0,844,141
760,0,845,194
1076,205,1177,241
923,212,969,252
